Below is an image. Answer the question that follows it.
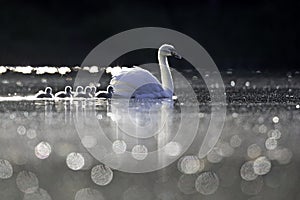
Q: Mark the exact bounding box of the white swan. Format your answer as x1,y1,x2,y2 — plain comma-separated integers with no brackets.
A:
109,44,181,99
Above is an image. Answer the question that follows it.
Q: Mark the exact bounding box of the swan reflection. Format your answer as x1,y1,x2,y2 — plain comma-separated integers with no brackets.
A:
72,98,184,172
108,99,173,139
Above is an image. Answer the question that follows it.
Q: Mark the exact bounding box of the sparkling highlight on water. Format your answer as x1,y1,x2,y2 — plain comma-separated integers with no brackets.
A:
91,164,113,186
35,141,52,159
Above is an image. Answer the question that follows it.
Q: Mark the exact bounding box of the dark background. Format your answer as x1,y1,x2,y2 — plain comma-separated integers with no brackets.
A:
0,0,299,72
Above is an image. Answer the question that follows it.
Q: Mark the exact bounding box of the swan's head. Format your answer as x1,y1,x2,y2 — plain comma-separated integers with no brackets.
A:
65,86,72,93
76,86,84,93
45,87,52,94
107,85,114,94
85,86,92,94
159,44,181,59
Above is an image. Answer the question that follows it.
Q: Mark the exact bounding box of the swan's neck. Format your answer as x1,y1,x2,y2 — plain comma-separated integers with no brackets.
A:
158,53,174,96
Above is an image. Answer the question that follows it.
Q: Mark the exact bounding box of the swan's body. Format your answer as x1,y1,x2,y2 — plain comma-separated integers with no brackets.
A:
36,87,54,98
55,86,72,98
95,85,114,98
74,86,84,98
75,86,92,98
90,86,97,97
109,44,181,99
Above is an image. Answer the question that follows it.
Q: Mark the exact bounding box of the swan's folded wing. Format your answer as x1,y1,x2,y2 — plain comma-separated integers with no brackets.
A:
110,66,163,98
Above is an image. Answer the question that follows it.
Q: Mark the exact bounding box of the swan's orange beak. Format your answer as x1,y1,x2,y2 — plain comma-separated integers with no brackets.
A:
171,51,182,59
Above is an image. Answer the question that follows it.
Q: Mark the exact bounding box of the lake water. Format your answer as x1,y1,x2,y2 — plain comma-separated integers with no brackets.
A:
0,99,299,200
0,67,300,199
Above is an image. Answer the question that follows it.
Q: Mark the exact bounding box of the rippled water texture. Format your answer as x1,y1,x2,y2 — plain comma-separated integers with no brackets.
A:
0,99,299,199
0,68,300,199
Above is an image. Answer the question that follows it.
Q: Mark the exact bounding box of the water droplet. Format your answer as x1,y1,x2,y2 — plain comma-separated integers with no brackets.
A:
96,114,103,120
198,112,205,118
75,188,105,200
258,116,264,124
195,171,219,195
232,112,238,118
192,76,198,80
23,111,29,117
253,156,271,175
247,144,262,159
267,129,281,139
258,124,267,134
178,155,204,174
16,170,39,193
216,142,234,157
265,137,278,150
2,79,9,84
131,145,148,160
206,148,223,163
230,135,242,148
9,113,16,119
230,80,236,87
272,116,279,124
66,152,85,171
91,164,113,186
27,129,37,139
35,141,52,159
245,81,250,87
164,142,181,156
240,161,258,181
17,125,26,135
0,159,13,179
112,140,127,154
89,66,99,73
41,78,47,83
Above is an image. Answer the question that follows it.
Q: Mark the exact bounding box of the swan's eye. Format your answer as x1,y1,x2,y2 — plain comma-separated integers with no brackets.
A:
171,51,182,59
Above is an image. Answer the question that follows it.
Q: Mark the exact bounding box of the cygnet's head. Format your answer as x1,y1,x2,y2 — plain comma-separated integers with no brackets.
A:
159,44,181,59
65,86,72,93
45,87,52,94
76,86,84,93
107,85,114,94
85,86,92,94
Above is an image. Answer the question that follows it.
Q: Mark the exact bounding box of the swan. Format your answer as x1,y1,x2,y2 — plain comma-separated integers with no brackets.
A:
55,86,72,98
90,86,97,97
36,87,54,98
109,44,181,98
74,86,84,97
84,86,93,98
95,85,114,98
75,86,92,98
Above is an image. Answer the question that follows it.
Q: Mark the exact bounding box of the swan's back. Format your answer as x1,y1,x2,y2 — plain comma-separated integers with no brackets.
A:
110,66,169,98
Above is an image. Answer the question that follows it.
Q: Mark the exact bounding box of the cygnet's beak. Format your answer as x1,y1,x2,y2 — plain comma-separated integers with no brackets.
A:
171,51,182,59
